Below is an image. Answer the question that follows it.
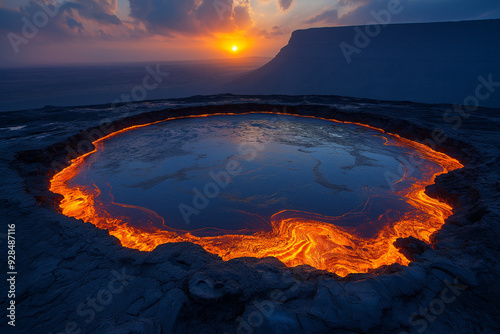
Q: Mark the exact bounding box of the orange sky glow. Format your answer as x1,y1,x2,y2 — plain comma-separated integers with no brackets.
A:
1,0,499,66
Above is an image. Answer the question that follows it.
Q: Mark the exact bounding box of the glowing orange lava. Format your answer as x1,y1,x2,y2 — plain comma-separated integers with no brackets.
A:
49,113,463,277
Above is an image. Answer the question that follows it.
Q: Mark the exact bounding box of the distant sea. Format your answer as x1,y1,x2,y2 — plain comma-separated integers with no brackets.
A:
0,57,271,112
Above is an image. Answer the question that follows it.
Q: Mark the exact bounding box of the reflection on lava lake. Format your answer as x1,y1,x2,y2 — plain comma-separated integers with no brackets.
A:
49,113,463,277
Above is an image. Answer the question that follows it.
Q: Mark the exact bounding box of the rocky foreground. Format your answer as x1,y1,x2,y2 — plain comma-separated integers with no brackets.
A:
1,95,499,333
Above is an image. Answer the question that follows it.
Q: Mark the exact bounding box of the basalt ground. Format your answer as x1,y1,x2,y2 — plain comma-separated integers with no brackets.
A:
2,95,499,333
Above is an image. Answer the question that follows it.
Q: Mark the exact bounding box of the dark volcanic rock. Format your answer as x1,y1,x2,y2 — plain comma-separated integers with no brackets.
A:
2,95,500,334
394,236,431,262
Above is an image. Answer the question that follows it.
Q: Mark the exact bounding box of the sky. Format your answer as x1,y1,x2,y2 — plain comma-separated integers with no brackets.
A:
1,0,500,67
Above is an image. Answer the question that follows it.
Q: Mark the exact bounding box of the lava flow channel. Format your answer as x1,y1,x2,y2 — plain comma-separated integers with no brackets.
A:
49,113,463,277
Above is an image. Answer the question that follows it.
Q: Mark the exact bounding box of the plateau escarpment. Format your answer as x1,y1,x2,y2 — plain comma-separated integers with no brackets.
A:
229,19,500,107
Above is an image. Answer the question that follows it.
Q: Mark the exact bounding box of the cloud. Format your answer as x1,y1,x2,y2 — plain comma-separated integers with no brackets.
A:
0,0,122,40
0,7,23,32
129,0,197,33
306,9,338,25
233,4,254,30
278,0,293,11
61,0,121,26
247,25,290,39
128,0,257,35
270,25,289,36
0,0,296,43
1,0,499,48
305,0,500,26
66,16,83,32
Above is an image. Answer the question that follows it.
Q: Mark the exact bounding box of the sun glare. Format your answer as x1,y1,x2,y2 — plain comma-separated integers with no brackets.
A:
213,33,250,55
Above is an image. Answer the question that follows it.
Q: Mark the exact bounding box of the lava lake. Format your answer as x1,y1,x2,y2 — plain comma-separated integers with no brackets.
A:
50,112,462,276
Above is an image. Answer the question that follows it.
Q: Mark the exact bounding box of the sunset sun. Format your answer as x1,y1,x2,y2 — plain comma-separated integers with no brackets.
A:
216,33,250,55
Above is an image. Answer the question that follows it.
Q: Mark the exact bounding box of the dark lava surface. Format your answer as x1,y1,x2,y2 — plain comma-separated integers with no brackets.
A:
74,113,425,236
2,94,500,333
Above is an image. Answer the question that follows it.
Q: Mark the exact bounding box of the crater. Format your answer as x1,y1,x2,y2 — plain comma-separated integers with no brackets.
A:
49,112,463,277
